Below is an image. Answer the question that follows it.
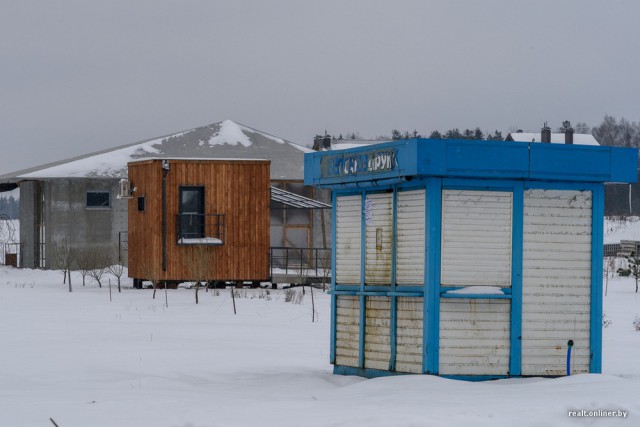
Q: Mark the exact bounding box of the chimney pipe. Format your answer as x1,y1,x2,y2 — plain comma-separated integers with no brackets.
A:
541,122,551,143
564,125,574,145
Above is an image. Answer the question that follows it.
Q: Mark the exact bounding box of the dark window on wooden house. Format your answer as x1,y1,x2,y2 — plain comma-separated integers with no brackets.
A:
178,186,205,239
137,196,146,212
86,191,110,208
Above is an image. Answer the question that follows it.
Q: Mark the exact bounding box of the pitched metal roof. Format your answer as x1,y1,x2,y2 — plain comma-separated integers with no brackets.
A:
270,186,330,209
0,120,312,182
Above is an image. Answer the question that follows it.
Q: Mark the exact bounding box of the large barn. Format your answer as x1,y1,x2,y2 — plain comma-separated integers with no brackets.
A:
305,138,637,379
0,120,329,269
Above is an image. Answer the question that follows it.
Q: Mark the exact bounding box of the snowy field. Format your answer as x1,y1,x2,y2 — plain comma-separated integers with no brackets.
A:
1,220,640,426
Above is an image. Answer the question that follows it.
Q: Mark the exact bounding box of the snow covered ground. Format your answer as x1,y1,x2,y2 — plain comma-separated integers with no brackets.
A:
2,220,640,426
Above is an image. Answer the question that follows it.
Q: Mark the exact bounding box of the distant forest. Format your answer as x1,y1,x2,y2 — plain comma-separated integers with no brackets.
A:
334,115,640,149
0,196,18,219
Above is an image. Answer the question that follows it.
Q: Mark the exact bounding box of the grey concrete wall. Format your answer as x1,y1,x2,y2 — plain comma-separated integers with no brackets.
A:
19,180,41,268
42,178,127,269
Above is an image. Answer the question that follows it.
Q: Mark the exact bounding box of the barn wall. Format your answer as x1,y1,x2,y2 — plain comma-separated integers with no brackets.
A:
521,189,592,376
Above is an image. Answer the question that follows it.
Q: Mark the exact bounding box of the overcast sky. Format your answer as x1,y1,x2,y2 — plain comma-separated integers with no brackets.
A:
2,0,640,173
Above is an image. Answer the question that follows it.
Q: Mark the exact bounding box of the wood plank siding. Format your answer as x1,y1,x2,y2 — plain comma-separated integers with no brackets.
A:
396,190,425,286
441,190,513,288
365,193,393,285
396,297,423,373
439,299,511,376
127,159,270,282
522,189,592,376
336,195,362,284
336,295,360,367
364,296,391,370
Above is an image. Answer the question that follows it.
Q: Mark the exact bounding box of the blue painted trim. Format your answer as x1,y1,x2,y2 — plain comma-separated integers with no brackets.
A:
335,285,360,292
394,286,425,293
391,188,398,290
510,182,524,377
591,184,604,373
442,178,519,191
425,178,442,374
361,291,390,296
439,293,512,299
390,296,397,371
330,191,337,365
333,365,410,378
333,287,424,296
334,366,519,382
388,291,424,297
440,286,512,294
359,191,366,369
330,293,337,364
364,285,393,292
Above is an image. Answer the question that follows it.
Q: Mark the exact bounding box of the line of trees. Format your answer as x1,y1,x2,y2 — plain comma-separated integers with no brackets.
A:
325,115,640,147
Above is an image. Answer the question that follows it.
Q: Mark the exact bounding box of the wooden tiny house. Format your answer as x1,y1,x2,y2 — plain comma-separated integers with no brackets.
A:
127,159,270,285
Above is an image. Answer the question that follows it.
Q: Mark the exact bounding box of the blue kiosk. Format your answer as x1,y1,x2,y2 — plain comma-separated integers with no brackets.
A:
304,138,637,379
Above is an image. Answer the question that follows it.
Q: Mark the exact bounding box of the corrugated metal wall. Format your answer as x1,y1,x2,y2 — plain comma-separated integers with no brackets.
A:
441,190,513,287
521,189,592,376
396,297,423,373
335,195,362,284
335,295,360,367
364,296,391,370
396,189,426,285
365,193,393,285
439,299,511,376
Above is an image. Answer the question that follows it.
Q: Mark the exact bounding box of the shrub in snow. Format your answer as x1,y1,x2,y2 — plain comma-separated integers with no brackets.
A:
634,315,640,332
284,288,304,304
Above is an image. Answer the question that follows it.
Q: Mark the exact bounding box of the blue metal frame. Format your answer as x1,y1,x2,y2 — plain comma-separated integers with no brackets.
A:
591,184,604,373
425,178,442,374
315,140,636,380
510,182,524,376
330,191,338,364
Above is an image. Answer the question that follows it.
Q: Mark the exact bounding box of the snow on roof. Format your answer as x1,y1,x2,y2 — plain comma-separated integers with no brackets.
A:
507,132,600,146
0,120,311,181
328,139,388,151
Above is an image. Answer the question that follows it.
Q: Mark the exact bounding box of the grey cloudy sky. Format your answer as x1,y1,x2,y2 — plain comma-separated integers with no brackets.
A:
1,0,639,173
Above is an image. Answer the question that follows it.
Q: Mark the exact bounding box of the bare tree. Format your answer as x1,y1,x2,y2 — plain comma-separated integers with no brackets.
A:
86,247,110,288
76,250,92,287
107,248,126,293
51,238,78,292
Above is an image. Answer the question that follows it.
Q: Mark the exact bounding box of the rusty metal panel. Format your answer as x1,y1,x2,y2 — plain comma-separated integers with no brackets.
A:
396,297,423,373
439,299,510,376
336,195,362,284
364,296,391,371
336,295,360,367
522,189,592,376
396,189,426,285
365,192,393,285
441,190,513,288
